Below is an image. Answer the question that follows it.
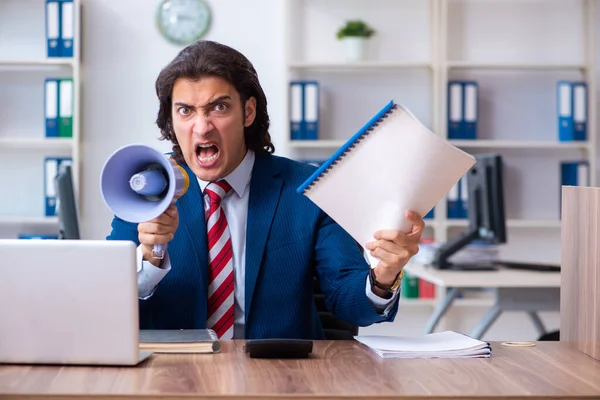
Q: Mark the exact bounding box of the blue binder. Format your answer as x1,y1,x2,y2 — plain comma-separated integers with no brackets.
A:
561,161,589,187
59,0,74,57
19,234,59,240
45,0,61,58
424,207,434,220
447,81,464,139
459,175,468,218
573,82,587,141
462,81,478,140
557,81,574,141
303,81,319,140
44,157,72,216
289,81,304,140
44,78,59,137
447,181,460,219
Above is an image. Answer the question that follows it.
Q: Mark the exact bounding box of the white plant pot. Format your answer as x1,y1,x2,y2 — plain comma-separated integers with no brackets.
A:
342,37,367,62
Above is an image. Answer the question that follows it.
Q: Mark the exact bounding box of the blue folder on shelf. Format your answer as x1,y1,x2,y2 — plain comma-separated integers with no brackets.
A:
297,101,476,266
45,78,59,138
45,0,61,58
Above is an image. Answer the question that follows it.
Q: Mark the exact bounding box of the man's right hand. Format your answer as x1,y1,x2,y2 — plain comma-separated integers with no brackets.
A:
138,204,179,267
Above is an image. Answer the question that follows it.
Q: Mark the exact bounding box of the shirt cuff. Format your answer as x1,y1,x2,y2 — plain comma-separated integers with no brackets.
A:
365,275,400,317
137,244,171,299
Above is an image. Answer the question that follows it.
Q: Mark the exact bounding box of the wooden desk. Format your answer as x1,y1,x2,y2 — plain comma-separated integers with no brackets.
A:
404,263,561,339
2,340,600,399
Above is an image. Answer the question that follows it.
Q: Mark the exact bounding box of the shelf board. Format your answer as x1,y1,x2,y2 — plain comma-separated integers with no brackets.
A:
449,139,589,150
447,61,587,70
289,140,346,149
0,59,74,66
290,139,589,151
288,61,432,72
0,137,73,151
445,219,561,229
0,216,58,225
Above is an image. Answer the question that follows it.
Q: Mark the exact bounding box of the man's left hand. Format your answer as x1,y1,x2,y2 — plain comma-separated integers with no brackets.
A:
365,210,425,288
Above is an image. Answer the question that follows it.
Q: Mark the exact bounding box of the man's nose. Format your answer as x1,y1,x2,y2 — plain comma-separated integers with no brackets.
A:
193,115,214,136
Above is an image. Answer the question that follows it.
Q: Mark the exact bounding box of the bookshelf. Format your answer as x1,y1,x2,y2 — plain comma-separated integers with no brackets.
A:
0,0,82,239
283,0,596,265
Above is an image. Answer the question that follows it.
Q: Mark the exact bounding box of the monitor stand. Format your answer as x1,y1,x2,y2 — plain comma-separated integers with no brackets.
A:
432,227,496,271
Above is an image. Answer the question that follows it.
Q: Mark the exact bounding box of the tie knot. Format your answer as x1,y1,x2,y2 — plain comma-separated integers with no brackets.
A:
205,180,232,205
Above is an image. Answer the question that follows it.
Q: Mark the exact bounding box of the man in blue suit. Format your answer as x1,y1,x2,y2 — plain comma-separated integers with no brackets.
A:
107,40,425,340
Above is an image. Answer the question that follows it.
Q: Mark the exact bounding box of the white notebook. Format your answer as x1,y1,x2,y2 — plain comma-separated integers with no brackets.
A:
297,101,476,266
355,331,492,359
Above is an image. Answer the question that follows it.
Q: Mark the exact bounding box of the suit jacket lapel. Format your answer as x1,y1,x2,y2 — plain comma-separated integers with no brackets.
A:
176,164,208,289
245,155,283,325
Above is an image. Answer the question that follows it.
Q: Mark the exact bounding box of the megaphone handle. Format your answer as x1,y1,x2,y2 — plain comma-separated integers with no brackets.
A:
152,243,166,259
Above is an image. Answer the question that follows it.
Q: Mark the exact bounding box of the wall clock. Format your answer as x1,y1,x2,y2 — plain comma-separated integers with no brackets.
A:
156,0,211,46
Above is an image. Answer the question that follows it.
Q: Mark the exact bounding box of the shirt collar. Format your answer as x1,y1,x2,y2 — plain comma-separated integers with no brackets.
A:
197,149,255,198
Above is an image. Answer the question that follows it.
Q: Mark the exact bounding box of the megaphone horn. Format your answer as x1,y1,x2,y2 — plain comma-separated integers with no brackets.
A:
100,144,189,259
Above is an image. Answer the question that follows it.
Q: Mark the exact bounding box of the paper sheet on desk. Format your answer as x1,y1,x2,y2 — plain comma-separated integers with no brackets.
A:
297,102,476,267
355,331,491,359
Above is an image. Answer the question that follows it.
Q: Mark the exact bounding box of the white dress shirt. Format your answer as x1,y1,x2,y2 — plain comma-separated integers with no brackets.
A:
136,150,399,338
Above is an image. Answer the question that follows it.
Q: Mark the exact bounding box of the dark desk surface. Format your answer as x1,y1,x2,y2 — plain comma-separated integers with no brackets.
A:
1,340,600,399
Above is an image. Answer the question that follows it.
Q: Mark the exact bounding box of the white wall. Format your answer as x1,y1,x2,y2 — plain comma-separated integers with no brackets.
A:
76,0,598,342
80,0,287,240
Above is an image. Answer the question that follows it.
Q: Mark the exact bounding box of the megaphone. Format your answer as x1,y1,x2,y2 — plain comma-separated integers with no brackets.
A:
100,144,189,259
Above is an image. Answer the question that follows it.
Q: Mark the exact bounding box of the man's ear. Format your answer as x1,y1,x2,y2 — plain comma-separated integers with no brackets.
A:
244,97,257,127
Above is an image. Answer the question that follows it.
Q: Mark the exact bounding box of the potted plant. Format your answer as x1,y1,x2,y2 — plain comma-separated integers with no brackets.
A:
336,20,375,61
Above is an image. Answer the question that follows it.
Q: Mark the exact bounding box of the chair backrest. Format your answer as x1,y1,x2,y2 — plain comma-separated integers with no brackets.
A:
313,277,358,340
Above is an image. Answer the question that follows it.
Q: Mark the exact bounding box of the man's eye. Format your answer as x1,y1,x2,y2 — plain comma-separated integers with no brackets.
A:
178,107,190,116
214,103,228,112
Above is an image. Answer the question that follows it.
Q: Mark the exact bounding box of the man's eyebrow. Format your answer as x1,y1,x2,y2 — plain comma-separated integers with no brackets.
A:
203,95,232,109
173,101,194,109
172,95,232,110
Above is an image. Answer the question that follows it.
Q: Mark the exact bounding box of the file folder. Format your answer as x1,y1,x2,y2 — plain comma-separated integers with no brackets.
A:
303,81,319,140
424,207,434,220
573,82,587,141
44,157,72,216
45,0,61,58
45,79,59,138
59,79,73,138
459,175,468,218
561,161,590,187
447,182,460,219
463,82,478,140
60,0,75,57
560,161,589,217
557,81,574,141
289,81,303,140
447,81,463,139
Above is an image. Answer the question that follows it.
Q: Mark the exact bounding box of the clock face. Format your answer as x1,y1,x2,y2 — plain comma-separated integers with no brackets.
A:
157,0,211,45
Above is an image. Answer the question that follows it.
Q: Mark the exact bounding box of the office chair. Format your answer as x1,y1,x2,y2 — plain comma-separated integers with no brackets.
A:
313,277,359,340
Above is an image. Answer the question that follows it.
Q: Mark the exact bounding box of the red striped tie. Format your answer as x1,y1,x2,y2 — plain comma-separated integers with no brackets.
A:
205,180,234,339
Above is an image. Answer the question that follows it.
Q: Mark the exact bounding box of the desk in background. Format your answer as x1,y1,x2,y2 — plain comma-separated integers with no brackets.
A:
1,340,600,399
404,262,560,339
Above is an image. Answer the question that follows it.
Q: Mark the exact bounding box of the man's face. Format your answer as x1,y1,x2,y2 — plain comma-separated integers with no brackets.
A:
171,76,256,182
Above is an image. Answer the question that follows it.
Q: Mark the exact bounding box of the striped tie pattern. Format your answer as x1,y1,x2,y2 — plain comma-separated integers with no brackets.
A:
205,180,234,339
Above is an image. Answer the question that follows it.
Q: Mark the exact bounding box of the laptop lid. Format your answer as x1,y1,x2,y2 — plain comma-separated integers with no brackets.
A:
0,239,145,366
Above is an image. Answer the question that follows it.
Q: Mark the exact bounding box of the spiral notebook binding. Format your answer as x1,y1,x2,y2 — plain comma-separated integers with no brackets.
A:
297,101,399,195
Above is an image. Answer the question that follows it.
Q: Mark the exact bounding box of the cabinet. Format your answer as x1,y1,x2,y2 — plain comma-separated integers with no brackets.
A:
0,0,82,239
283,0,596,265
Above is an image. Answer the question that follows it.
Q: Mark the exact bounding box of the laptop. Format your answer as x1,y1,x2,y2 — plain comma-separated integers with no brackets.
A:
0,239,153,366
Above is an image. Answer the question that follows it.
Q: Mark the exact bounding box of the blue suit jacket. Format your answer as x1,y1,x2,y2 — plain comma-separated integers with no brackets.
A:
107,153,398,339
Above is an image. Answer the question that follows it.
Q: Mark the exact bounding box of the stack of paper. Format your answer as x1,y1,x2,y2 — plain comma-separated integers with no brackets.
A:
354,331,491,359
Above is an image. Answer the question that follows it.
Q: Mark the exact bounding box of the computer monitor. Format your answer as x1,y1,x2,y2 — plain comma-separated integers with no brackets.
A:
54,164,81,240
432,153,506,270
